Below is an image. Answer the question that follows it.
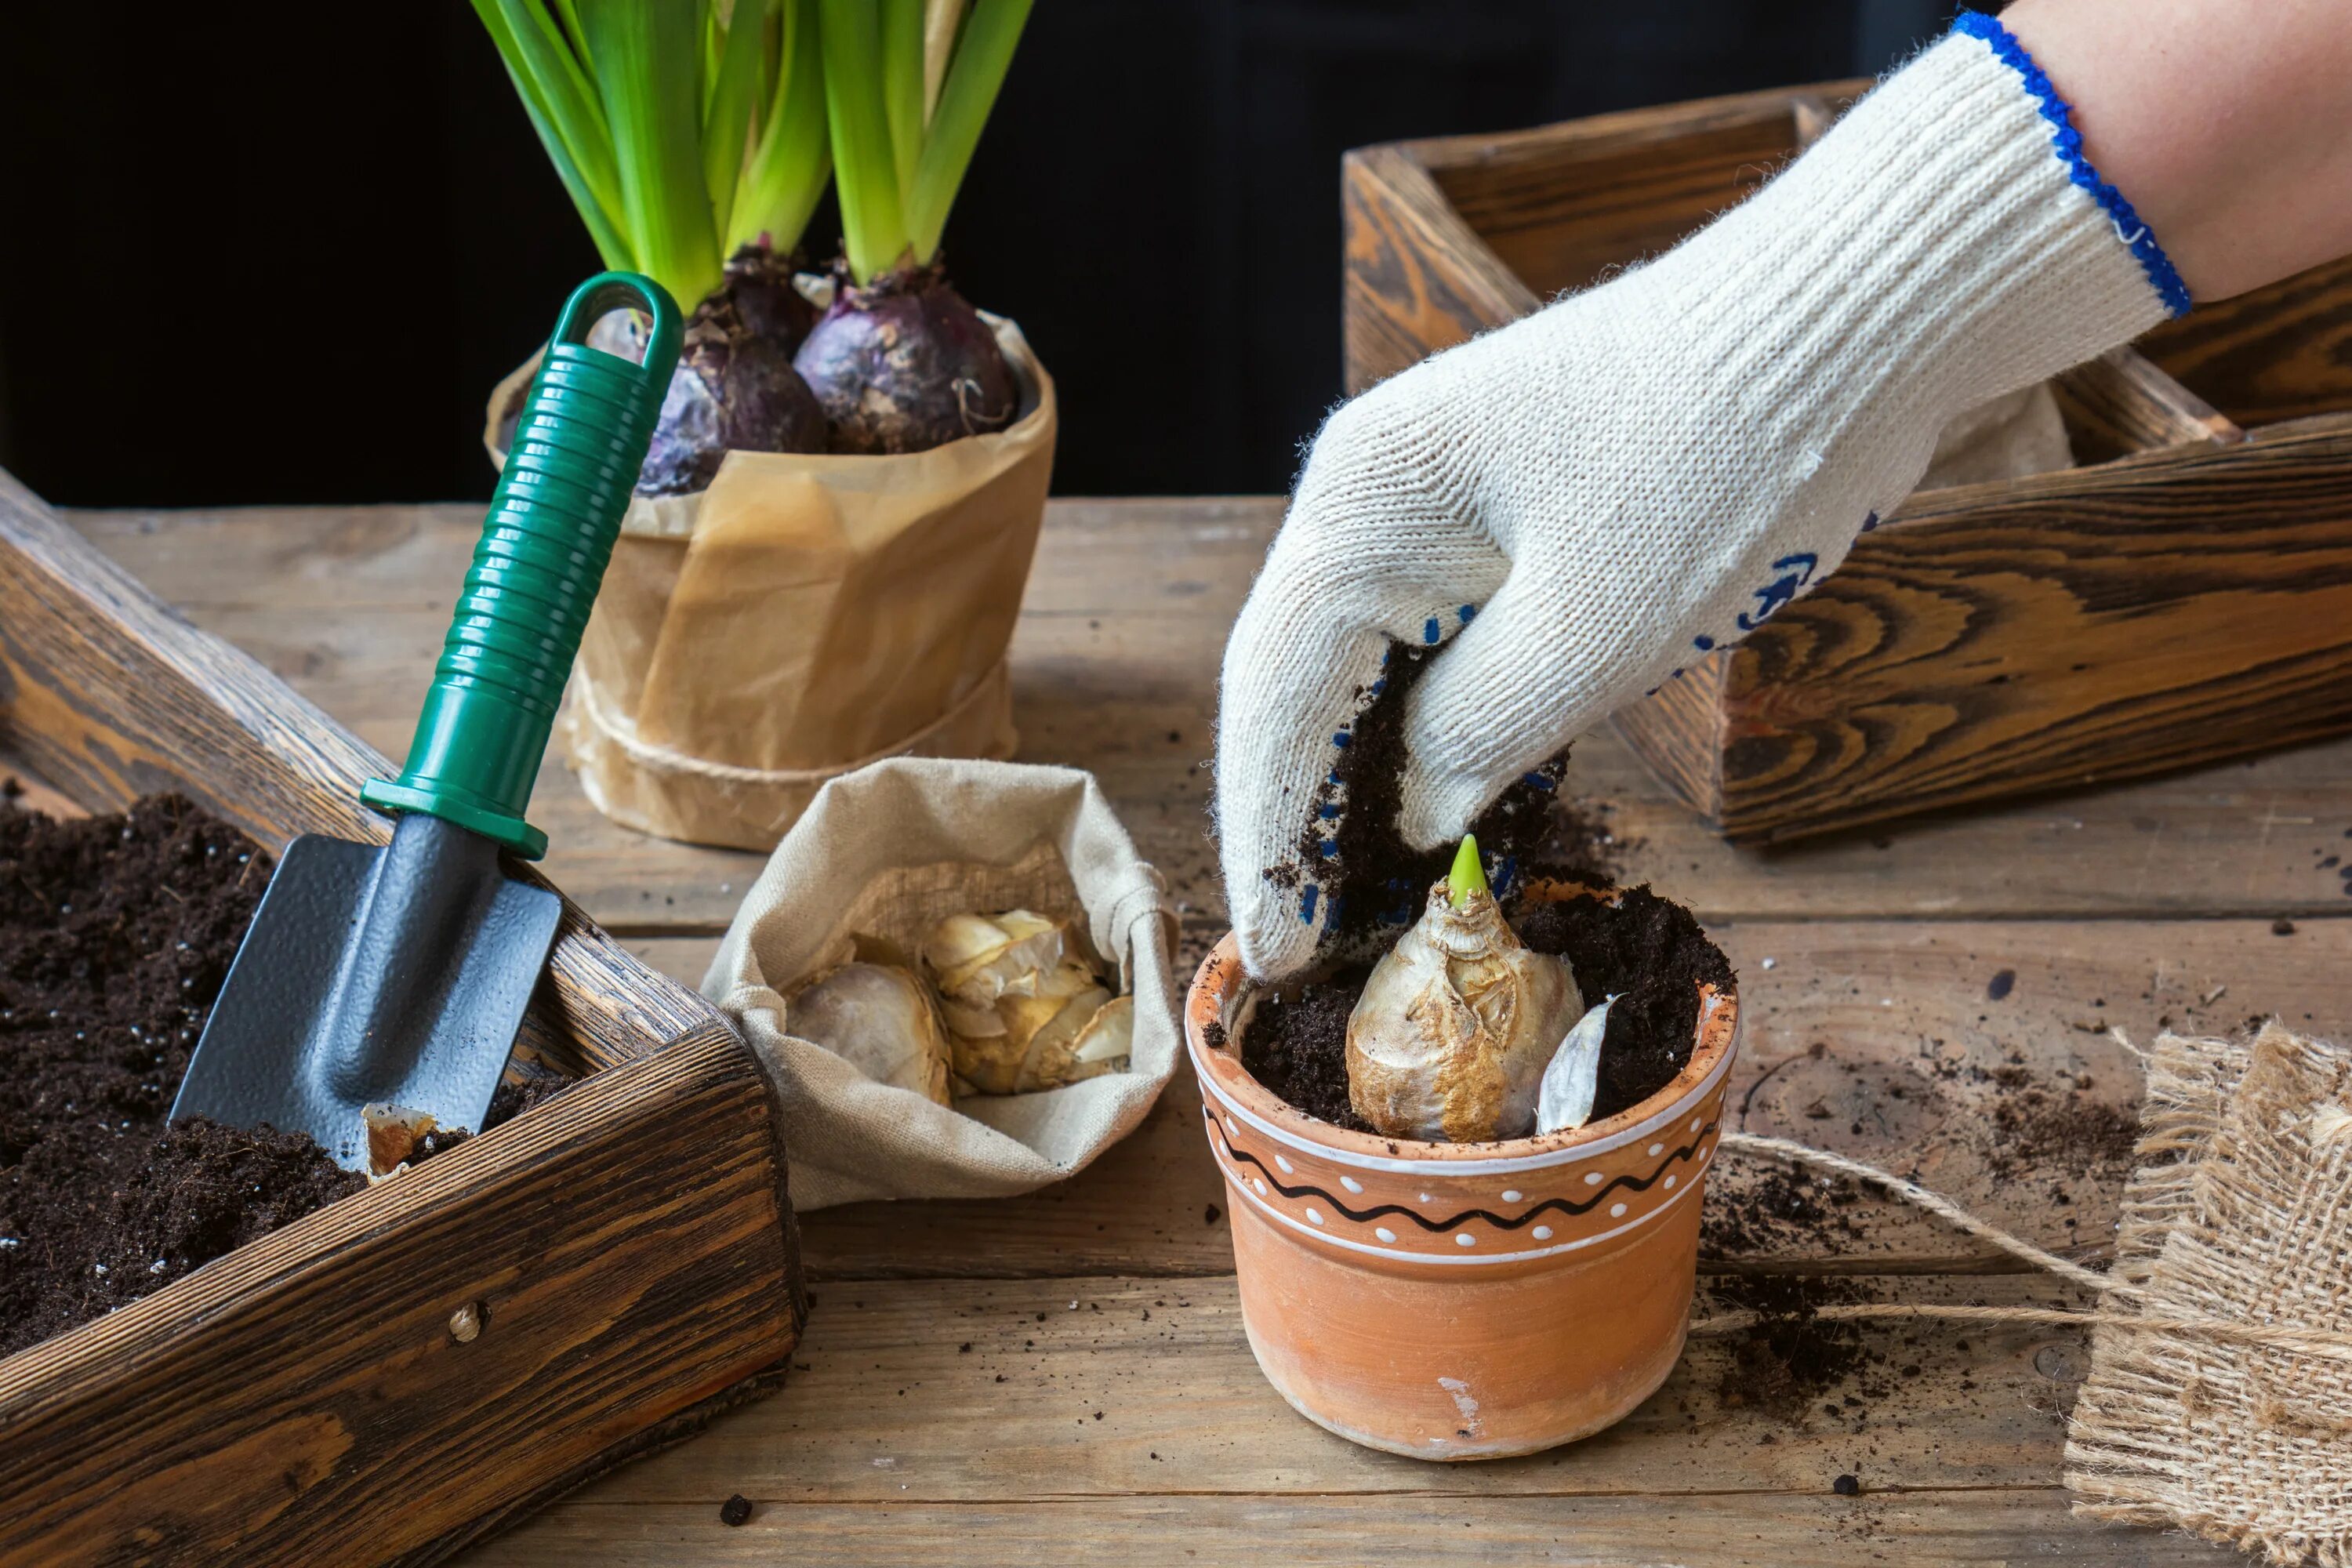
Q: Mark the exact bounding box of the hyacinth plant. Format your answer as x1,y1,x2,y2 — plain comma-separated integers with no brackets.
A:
474,0,1035,481
793,0,1035,454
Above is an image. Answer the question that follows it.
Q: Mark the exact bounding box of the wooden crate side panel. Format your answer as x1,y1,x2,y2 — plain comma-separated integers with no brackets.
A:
1609,651,1730,823
1421,100,1803,298
1340,147,1536,394
0,1023,801,1568
2140,253,2352,430
0,469,711,1068
2049,347,2241,464
1705,419,2352,841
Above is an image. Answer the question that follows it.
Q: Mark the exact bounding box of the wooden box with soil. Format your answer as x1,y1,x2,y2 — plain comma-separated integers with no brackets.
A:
0,466,805,1566
1342,80,2352,843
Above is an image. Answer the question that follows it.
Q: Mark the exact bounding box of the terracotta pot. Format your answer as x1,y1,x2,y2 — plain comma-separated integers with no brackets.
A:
1186,888,1740,1460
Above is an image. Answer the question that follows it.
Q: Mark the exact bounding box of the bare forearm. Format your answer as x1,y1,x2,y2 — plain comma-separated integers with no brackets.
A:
2004,0,2352,302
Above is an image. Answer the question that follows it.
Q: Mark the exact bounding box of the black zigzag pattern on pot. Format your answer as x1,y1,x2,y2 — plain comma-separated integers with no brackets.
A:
1204,1106,1718,1232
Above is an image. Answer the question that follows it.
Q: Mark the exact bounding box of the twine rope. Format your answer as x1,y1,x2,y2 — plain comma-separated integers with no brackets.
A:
1690,1131,2352,1357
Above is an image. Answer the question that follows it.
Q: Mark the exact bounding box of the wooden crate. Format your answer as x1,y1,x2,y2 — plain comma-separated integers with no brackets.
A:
1342,82,2352,843
0,468,805,1565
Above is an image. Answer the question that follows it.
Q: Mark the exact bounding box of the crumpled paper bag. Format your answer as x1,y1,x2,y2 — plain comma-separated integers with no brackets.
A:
703,757,1179,1210
486,307,1055,851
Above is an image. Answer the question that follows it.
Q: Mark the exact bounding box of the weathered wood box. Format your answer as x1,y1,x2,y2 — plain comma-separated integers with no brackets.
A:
1343,82,2352,843
0,468,804,1564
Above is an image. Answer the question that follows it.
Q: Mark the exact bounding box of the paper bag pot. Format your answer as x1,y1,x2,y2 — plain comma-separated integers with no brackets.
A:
1185,894,1740,1461
487,315,1056,851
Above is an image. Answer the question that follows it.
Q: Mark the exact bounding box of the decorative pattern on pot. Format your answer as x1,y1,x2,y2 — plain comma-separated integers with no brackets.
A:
1187,929,1741,1461
1198,1057,1728,1266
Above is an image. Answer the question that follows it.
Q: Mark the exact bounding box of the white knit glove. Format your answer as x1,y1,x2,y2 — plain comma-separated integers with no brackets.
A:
1217,14,2187,980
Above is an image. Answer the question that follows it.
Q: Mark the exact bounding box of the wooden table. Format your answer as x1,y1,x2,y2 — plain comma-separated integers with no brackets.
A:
72,496,2350,1566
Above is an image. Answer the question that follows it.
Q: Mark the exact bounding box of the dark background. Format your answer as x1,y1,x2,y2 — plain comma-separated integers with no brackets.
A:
0,1,1960,507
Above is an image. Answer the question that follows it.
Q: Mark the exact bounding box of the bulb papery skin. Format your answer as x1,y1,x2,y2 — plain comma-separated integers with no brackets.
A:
787,960,955,1106
921,910,1130,1094
1345,885,1584,1142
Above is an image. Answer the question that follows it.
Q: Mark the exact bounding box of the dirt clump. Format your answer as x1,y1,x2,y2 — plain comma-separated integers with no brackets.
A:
1707,1273,1883,1421
1267,639,1619,962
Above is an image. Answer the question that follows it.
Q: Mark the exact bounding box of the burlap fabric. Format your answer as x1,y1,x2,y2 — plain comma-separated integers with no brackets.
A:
2067,1021,2352,1564
702,757,1179,1210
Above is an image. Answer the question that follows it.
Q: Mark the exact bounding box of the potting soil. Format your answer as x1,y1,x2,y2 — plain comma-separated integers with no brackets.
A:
0,793,564,1359
1240,884,1732,1137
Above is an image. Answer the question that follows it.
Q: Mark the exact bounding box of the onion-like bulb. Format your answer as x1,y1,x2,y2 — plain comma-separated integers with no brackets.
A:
1345,858,1583,1143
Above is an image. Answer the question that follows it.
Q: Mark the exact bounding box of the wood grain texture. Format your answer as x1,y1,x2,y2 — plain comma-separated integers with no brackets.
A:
620,916,2352,1284
1343,90,2352,848
1690,419,2352,843
2048,347,2241,466
0,470,710,1074
69,495,2338,1567
2142,253,2352,429
85,498,2352,931
0,470,805,1565
1341,145,1535,394
0,1025,798,1567
470,1490,2235,1567
480,1272,2109,1504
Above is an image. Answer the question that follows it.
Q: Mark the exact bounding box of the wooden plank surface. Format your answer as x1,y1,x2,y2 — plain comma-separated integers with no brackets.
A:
61,497,2316,1566
74,500,2352,934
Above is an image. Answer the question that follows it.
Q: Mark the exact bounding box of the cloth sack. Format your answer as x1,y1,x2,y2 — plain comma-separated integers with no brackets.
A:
2067,1021,2352,1564
703,757,1179,1210
485,307,1056,851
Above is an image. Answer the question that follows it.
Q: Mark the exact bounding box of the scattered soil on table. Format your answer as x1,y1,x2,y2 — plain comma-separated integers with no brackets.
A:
1700,1163,1869,1255
1705,1273,1885,1421
1265,639,1620,962
0,795,372,1357
1239,885,1731,1135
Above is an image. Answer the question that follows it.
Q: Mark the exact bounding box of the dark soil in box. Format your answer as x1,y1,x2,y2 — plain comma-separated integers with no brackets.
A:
0,795,368,1357
0,794,575,1358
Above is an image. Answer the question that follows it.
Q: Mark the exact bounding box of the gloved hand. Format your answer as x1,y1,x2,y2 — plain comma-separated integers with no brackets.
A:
1217,13,2187,981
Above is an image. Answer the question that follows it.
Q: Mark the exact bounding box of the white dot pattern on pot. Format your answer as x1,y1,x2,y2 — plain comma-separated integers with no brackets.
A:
1196,1074,1730,1263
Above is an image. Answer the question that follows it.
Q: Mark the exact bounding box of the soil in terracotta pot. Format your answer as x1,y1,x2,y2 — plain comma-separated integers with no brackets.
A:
0,793,568,1358
1240,884,1732,1137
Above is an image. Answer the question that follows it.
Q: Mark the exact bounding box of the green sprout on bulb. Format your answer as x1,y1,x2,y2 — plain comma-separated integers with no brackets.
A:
1447,833,1489,907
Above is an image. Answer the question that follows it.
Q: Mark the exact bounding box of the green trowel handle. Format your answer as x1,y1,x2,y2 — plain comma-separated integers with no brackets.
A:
362,272,683,859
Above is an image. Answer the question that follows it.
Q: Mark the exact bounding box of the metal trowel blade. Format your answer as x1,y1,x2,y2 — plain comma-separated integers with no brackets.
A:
171,811,561,1171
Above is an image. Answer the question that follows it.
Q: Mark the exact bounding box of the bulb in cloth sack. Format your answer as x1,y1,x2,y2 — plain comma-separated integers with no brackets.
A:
786,959,954,1106
922,910,1132,1094
1345,846,1583,1142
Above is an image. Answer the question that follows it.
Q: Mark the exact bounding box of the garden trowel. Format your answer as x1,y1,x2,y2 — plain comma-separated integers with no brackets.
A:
172,272,682,1172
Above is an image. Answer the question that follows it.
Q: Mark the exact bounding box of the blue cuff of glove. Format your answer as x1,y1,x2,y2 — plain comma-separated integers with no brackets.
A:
1954,9,2193,318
